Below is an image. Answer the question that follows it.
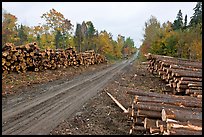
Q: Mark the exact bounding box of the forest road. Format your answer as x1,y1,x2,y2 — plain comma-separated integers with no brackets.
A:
2,51,139,135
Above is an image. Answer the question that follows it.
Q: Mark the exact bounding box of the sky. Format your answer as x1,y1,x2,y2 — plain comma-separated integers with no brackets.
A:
2,2,197,48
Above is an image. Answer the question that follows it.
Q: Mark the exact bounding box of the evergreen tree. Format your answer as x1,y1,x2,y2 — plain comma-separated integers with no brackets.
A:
55,30,61,49
189,2,202,27
183,14,188,29
17,24,28,45
74,23,83,52
172,10,183,30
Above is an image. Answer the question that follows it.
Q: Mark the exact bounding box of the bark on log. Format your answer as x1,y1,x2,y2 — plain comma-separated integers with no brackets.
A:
188,82,202,87
156,120,167,128
185,89,202,95
135,102,202,112
131,125,146,132
161,108,202,122
170,64,202,71
167,121,202,131
137,109,162,119
127,90,201,104
181,77,202,82
144,118,157,129
133,116,144,126
189,86,202,90
149,127,161,134
166,128,202,135
135,95,202,108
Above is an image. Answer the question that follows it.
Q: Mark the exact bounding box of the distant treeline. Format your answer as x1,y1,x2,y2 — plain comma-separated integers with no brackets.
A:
140,2,202,61
2,8,137,61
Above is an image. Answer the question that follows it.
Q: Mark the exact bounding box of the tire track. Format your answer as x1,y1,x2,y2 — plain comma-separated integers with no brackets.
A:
2,58,134,135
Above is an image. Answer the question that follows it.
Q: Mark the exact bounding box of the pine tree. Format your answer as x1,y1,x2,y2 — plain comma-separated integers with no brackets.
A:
74,23,82,52
55,30,61,49
189,2,202,26
183,14,188,29
172,10,183,30
17,24,28,45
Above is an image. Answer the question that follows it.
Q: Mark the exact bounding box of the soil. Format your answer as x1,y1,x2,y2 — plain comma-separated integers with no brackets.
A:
48,59,166,135
2,54,167,135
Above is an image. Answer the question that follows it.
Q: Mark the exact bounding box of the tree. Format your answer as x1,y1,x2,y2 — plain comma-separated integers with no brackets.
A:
97,30,114,59
183,14,188,29
172,10,183,30
189,2,202,27
123,37,135,56
140,15,161,55
17,24,28,45
41,8,73,49
74,23,83,52
33,25,43,48
2,12,18,45
55,30,62,49
115,34,124,58
86,21,96,50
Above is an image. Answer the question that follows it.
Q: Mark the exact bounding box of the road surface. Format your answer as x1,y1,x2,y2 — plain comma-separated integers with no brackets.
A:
2,51,138,135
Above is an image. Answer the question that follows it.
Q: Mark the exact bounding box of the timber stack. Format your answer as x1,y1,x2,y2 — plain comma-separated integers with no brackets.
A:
126,90,202,135
145,53,202,98
2,42,106,75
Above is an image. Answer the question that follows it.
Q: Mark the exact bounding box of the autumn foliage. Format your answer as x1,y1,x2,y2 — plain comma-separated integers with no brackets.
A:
2,8,137,62
140,2,202,61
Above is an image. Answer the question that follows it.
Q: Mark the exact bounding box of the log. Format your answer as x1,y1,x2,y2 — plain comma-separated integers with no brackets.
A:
144,118,157,129
189,86,202,90
185,89,202,95
188,82,202,87
159,124,167,133
149,127,161,134
134,95,202,108
137,109,161,119
197,95,202,98
181,77,202,82
156,120,167,128
2,43,106,74
166,128,202,135
178,80,202,85
133,116,145,126
167,121,202,131
131,125,146,132
159,59,202,69
176,83,188,89
170,64,202,71
127,90,201,103
173,71,202,78
161,108,202,122
135,102,202,112
106,92,128,113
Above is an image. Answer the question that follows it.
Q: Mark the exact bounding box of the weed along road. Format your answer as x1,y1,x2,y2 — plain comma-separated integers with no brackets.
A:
2,52,138,135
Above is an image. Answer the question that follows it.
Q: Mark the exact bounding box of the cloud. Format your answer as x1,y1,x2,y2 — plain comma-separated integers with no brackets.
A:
2,2,197,48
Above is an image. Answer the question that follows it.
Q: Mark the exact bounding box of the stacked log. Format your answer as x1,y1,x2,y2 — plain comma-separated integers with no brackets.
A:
2,43,107,75
145,53,202,97
2,42,41,74
126,90,202,135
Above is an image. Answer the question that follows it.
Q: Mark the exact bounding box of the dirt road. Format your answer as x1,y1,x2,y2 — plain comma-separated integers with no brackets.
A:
2,52,138,135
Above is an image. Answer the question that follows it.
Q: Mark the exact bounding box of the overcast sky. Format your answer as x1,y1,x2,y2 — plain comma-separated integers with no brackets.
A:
2,2,197,48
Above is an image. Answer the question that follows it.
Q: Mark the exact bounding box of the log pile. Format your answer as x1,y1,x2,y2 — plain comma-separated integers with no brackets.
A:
2,42,106,74
145,53,202,97
126,90,202,135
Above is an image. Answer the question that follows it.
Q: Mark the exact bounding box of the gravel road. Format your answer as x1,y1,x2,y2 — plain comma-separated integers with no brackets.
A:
2,52,138,135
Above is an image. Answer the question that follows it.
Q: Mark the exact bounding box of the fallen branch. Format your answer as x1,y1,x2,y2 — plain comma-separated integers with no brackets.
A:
106,92,128,113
